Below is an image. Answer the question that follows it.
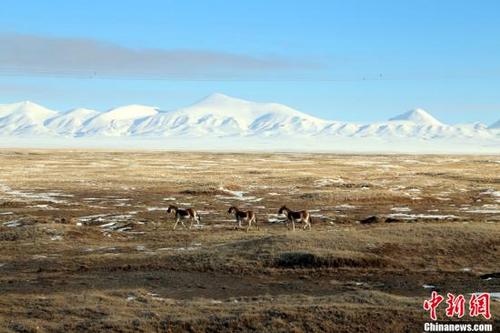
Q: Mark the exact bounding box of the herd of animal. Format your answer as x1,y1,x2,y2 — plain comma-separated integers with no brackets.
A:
166,204,313,231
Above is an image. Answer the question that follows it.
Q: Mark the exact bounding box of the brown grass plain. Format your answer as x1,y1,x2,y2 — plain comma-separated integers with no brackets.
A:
0,150,498,332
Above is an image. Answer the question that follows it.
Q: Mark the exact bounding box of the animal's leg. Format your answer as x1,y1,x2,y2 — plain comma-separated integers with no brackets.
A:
246,217,251,232
189,218,194,230
173,217,180,230
248,216,256,231
238,217,242,229
291,218,296,231
196,214,201,225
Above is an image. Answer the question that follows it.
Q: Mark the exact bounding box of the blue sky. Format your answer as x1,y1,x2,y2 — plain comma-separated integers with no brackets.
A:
0,0,499,124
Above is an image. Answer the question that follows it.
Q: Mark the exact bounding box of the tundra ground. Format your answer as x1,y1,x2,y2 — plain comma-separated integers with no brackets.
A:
0,151,499,332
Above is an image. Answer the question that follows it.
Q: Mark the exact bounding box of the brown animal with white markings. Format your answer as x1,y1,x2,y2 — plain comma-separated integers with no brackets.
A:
167,205,201,230
278,205,312,231
228,206,258,231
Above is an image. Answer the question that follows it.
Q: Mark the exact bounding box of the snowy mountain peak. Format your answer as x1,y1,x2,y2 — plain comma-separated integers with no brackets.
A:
0,100,58,120
191,93,321,120
63,108,99,117
100,105,160,120
200,92,238,104
389,108,444,126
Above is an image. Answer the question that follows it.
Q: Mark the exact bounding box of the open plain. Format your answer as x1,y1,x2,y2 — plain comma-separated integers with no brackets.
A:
0,150,499,332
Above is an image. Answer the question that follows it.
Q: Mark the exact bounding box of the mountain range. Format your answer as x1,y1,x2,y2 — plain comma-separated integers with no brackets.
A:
0,93,499,152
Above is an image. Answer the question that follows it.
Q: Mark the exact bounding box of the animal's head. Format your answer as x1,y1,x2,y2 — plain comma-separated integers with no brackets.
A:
228,206,236,214
278,205,287,215
167,205,176,213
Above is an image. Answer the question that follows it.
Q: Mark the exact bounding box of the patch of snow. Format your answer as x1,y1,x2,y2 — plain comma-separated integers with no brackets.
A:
422,284,437,289
314,178,345,187
391,207,412,212
387,213,457,220
3,220,22,227
335,204,356,209
147,207,168,211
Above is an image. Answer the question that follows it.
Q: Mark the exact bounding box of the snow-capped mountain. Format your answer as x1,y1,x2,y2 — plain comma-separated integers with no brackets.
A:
76,105,159,136
130,93,328,137
45,108,99,135
389,108,443,126
0,94,498,152
0,101,58,135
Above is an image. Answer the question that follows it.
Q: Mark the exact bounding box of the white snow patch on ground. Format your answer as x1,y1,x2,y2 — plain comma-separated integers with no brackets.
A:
335,204,356,209
391,207,412,212
387,213,458,220
480,189,500,197
3,220,22,227
402,159,427,164
314,178,345,187
30,204,55,209
267,214,286,223
0,182,70,203
217,187,262,202
147,207,168,211
460,204,500,214
78,214,110,222
380,164,401,169
0,212,13,215
463,208,500,214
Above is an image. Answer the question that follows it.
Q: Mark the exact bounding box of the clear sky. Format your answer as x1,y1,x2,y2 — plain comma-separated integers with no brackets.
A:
0,0,499,124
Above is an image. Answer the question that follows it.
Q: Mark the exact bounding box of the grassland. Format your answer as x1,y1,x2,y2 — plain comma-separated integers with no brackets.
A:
0,150,499,332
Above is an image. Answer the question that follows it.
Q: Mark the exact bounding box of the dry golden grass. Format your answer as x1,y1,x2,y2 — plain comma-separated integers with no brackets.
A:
0,150,499,332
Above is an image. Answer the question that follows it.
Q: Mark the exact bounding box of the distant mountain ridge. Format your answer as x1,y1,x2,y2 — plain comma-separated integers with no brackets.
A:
0,94,498,146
